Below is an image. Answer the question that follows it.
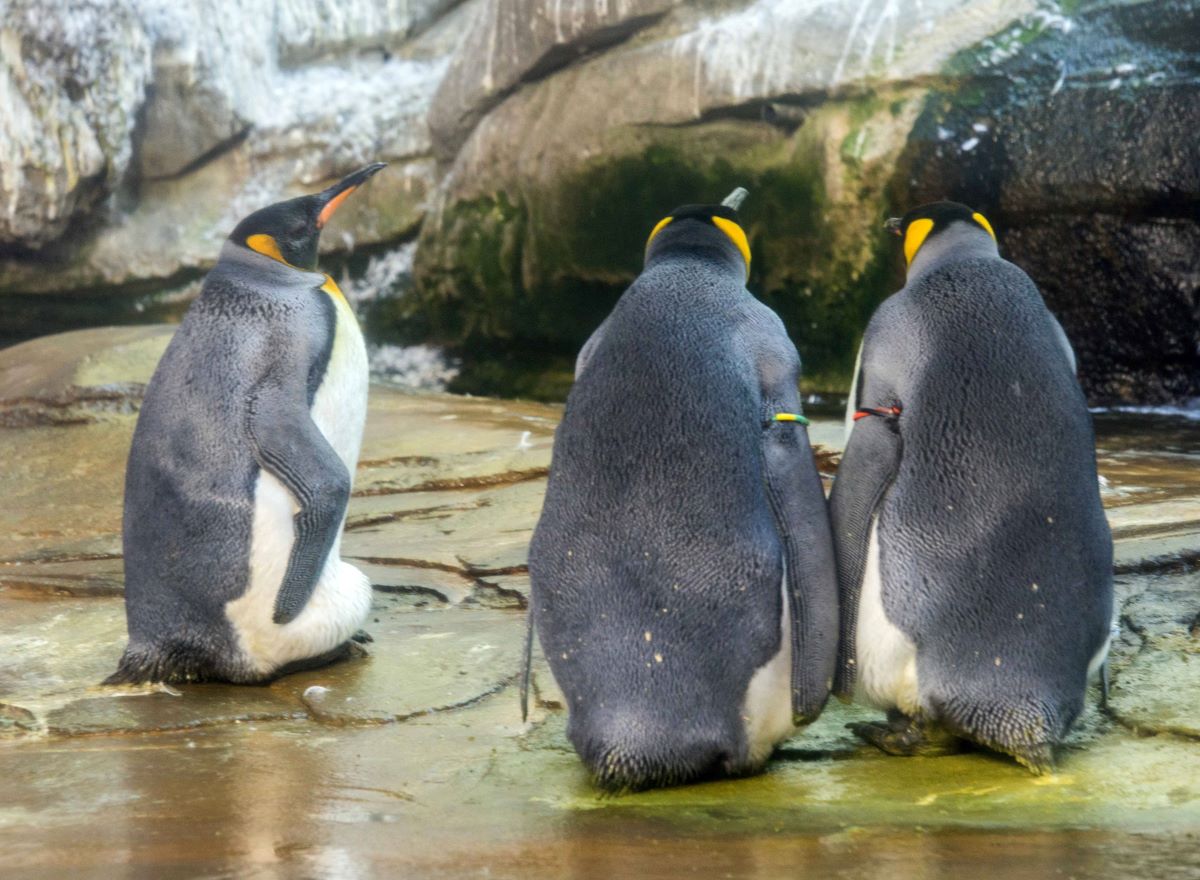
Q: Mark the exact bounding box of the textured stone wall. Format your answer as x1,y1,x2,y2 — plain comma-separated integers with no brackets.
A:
1,0,1196,402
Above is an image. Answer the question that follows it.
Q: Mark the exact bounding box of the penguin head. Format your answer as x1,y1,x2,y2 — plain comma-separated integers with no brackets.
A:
643,187,752,281
884,200,997,267
229,163,387,271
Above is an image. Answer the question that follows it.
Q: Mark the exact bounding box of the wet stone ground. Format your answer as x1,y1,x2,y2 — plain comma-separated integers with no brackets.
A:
0,328,1198,879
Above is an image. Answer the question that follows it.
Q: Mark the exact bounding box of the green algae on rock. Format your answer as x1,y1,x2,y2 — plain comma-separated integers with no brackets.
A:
413,101,919,396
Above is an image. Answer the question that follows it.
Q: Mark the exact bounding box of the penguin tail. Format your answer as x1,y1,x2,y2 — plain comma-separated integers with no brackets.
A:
102,642,220,685
1008,742,1056,776
103,646,164,685
931,693,1065,775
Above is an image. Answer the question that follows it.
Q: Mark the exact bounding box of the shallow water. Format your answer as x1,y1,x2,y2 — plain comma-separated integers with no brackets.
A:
0,384,1197,877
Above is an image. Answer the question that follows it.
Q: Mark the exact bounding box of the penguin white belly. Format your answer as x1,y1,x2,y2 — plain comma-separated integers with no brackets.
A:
740,571,795,766
228,290,372,674
854,519,920,714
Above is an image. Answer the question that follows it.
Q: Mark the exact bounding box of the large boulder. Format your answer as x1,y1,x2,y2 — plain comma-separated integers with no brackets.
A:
896,0,1200,404
0,0,478,302
0,0,151,248
412,0,1034,389
428,0,679,161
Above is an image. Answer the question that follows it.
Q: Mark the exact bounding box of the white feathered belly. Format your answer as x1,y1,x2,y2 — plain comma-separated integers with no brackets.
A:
740,571,795,766
226,292,372,674
853,519,920,714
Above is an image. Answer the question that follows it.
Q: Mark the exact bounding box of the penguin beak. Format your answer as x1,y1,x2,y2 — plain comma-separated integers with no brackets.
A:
884,216,903,237
316,162,387,229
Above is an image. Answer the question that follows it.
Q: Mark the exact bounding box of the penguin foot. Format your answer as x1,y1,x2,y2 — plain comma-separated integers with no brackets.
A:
848,711,964,758
273,640,366,678
351,629,374,644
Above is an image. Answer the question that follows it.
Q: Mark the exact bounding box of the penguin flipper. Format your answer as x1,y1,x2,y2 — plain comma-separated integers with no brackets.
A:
829,411,902,697
246,376,353,625
762,407,839,724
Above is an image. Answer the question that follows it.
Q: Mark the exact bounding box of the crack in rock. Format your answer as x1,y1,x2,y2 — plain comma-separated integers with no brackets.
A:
352,468,548,497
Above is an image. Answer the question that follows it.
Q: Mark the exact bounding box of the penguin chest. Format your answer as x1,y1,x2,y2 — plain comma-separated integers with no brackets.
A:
310,287,368,471
225,287,371,675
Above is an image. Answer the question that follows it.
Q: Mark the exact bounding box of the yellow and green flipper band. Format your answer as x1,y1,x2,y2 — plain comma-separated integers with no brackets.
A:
773,412,810,426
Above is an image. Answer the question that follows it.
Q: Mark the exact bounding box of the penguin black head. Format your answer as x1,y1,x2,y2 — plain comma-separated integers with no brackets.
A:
644,187,752,280
229,163,387,271
884,200,996,266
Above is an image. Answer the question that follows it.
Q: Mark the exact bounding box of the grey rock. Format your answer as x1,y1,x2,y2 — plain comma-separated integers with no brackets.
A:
428,0,679,160
0,0,478,297
411,0,1031,385
898,0,1200,404
0,0,151,247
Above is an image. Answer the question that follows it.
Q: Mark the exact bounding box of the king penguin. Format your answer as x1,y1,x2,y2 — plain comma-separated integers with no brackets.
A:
830,200,1113,773
527,189,839,791
106,163,386,685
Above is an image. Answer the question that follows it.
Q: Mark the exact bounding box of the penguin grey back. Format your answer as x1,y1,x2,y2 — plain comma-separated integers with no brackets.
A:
530,199,838,790
836,203,1112,761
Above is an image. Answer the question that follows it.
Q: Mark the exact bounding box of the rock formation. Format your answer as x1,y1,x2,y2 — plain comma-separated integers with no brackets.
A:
1,0,1196,403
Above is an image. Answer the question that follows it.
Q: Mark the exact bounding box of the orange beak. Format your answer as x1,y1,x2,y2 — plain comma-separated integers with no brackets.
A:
315,162,387,229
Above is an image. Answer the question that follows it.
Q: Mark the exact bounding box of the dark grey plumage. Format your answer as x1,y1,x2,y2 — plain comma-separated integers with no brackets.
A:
832,210,1113,770
529,210,837,791
109,246,345,684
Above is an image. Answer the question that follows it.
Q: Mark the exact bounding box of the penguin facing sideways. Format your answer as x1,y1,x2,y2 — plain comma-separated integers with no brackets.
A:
527,189,839,791
831,200,1113,773
106,164,386,685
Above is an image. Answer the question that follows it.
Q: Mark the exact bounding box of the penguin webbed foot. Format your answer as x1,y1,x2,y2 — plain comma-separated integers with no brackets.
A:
351,629,374,644
848,710,964,758
272,639,367,678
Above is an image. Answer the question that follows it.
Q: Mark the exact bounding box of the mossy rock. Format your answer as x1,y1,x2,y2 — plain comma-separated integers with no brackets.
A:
413,94,921,398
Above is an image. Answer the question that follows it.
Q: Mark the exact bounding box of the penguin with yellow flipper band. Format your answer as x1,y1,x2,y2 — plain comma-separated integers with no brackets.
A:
108,164,385,685
527,188,839,791
831,200,1112,773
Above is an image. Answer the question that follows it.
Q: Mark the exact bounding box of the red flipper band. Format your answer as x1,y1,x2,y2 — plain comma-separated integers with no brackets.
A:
852,406,902,421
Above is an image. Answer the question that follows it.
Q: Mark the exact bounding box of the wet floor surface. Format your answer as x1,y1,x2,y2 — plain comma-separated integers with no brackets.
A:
0,328,1198,878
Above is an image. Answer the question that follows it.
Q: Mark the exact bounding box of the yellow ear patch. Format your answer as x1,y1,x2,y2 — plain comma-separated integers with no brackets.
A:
972,211,996,241
246,233,289,265
711,216,751,279
645,216,673,255
903,218,935,265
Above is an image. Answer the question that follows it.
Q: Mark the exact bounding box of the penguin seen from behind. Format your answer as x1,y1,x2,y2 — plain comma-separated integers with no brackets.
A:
528,188,839,791
831,200,1113,773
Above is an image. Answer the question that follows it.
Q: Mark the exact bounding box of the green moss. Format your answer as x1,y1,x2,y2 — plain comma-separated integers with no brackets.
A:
412,98,916,400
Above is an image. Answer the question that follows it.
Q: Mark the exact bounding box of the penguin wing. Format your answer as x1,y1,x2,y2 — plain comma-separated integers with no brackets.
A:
762,411,839,722
246,371,352,624
829,409,902,697
752,329,839,723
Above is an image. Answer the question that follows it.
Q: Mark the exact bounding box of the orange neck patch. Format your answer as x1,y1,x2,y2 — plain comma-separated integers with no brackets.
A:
711,216,751,280
321,275,348,304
